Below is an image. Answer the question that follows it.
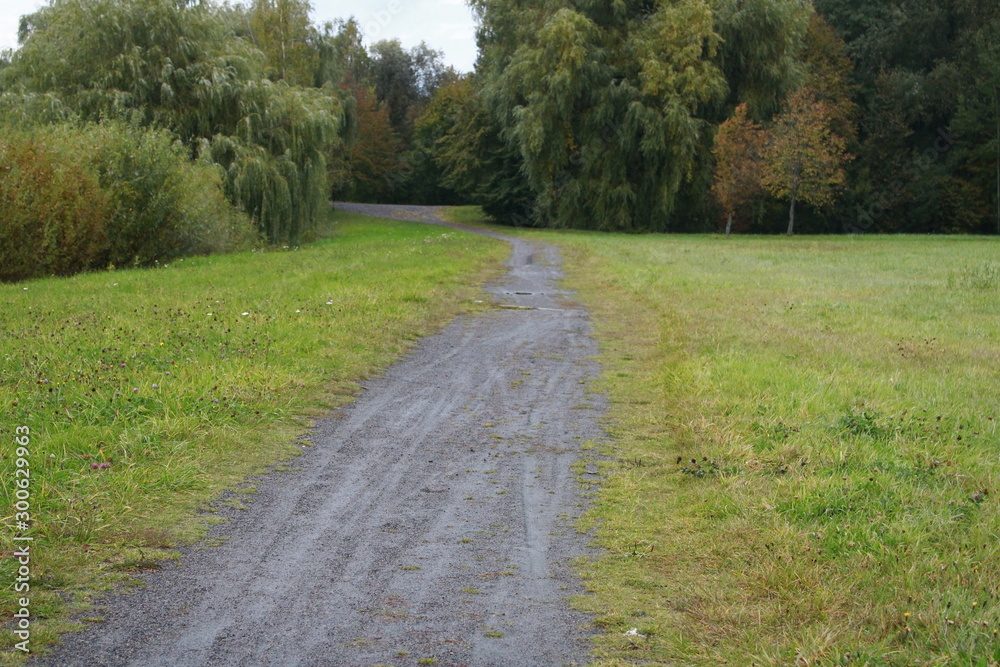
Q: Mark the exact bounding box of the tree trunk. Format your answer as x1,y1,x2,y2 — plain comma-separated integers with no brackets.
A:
725,211,733,238
279,1,288,81
787,194,796,236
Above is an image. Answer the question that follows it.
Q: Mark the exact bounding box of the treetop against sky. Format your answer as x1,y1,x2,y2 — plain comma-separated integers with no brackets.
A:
0,0,479,73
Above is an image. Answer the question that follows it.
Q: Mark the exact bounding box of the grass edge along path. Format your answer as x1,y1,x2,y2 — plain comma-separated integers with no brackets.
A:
537,231,999,665
0,211,507,661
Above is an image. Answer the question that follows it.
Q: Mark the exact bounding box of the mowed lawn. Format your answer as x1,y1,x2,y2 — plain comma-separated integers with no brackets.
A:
0,211,506,655
538,232,999,665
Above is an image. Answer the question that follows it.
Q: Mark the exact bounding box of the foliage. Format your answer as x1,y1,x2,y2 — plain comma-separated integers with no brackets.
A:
85,122,255,267
953,22,1000,235
329,83,404,203
403,78,469,205
448,0,993,234
369,39,453,144
315,17,370,86
450,0,812,231
760,89,851,235
7,0,246,129
247,0,317,86
1,0,348,244
800,13,857,144
713,0,812,118
316,31,458,205
0,122,253,282
712,104,766,236
201,81,342,244
815,0,1000,234
0,132,109,281
436,82,536,224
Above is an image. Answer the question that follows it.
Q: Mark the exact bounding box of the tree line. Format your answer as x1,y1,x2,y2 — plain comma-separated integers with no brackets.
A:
426,0,999,234
0,0,457,281
1,0,997,282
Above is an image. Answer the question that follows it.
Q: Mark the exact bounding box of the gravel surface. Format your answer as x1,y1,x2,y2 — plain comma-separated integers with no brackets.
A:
37,204,606,667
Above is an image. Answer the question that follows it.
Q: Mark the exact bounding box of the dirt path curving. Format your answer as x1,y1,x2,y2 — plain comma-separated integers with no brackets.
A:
37,204,605,667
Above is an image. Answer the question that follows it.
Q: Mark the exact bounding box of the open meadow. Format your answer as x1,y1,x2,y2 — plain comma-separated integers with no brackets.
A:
4,200,1000,665
533,229,1000,665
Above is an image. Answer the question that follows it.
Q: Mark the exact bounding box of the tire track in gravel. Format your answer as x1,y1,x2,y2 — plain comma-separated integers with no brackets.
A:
36,204,605,667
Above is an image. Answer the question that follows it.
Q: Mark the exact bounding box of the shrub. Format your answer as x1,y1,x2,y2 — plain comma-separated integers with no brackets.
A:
0,122,256,282
54,122,256,267
0,133,109,281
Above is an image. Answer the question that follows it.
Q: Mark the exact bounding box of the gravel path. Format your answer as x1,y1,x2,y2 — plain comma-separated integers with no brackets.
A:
37,204,605,667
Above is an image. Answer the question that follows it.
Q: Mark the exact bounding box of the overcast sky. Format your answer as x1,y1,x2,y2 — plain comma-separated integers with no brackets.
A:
0,0,479,72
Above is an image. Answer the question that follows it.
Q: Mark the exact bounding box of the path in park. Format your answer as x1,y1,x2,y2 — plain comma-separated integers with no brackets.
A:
37,204,605,667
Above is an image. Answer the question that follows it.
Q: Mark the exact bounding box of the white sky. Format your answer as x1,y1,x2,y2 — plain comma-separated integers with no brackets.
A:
0,0,479,72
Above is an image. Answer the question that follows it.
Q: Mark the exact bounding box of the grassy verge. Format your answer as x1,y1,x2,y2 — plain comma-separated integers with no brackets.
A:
529,230,999,664
0,210,506,658
438,206,495,228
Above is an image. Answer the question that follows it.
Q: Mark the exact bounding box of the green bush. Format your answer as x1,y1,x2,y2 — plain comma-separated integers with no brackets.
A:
0,134,110,281
0,122,256,282
64,122,257,267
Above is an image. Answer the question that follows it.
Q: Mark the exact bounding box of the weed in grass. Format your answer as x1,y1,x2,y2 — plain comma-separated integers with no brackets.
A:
949,262,1000,290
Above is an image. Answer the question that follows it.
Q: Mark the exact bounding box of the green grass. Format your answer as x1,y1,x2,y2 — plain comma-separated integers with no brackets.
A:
438,206,493,228
521,229,1000,665
0,210,506,657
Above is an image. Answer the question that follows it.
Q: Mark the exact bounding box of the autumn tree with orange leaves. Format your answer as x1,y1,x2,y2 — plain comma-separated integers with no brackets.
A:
330,83,403,203
760,89,851,236
712,104,766,237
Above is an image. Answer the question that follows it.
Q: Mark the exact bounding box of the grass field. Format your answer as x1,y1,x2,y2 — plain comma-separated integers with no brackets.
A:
536,231,1000,665
442,209,1000,663
0,210,506,656
7,201,999,664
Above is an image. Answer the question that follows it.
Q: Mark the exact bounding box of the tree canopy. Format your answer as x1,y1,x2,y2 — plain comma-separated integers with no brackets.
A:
1,0,348,244
1,0,996,239
440,0,813,231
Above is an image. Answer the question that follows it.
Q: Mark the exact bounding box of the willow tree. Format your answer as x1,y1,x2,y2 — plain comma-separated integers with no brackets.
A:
454,0,811,231
2,0,346,243
481,2,727,231
713,0,811,118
